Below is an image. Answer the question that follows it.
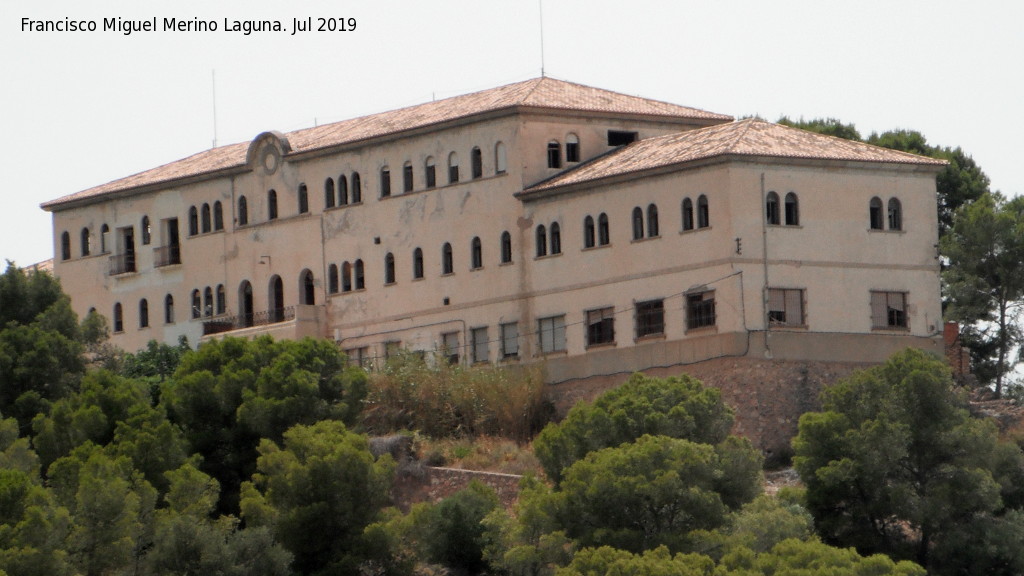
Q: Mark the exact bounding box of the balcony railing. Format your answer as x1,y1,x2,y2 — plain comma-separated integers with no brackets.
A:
154,244,181,268
202,306,296,336
108,253,136,275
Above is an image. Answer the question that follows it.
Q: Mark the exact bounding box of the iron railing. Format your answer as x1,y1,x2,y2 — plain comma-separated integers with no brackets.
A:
154,244,181,267
202,306,295,335
108,253,136,275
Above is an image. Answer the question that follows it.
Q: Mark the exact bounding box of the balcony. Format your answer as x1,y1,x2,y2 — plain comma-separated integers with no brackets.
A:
200,304,327,343
154,244,181,267
108,253,136,276
202,306,297,336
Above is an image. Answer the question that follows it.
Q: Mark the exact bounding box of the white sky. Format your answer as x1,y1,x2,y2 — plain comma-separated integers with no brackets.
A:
2,0,1022,268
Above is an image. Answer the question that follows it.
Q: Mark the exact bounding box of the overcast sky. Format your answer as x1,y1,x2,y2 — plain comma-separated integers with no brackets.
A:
3,0,1021,268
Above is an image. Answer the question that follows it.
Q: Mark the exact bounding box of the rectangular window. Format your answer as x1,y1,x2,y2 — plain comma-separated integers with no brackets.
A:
768,288,805,326
384,340,401,361
471,327,489,364
442,331,460,364
686,291,716,330
635,299,665,338
586,307,615,346
425,164,436,188
346,346,371,369
500,322,519,359
871,291,908,329
403,164,414,193
538,315,566,354
607,130,638,146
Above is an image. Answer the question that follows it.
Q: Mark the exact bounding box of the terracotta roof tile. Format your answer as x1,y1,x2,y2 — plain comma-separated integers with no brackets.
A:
523,118,947,194
42,77,730,210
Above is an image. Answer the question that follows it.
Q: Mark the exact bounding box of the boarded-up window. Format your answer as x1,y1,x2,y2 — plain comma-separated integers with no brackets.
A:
472,327,489,363
538,315,566,354
501,322,519,359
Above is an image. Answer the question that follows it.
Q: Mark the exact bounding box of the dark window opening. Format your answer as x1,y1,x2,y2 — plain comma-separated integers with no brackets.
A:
342,262,352,292
380,167,391,198
784,193,799,226
536,225,547,257
268,189,278,220
584,216,595,248
413,248,424,279
636,299,665,338
164,294,174,324
766,192,780,225
60,232,71,260
325,178,336,209
586,307,615,346
238,196,248,226
471,147,483,179
448,152,460,183
298,184,309,214
328,264,339,293
141,216,151,245
697,195,709,228
598,213,610,245
687,291,716,330
384,253,395,284
607,130,638,146
351,172,361,203
647,204,659,237
471,237,483,269
214,201,224,230
869,197,884,230
402,163,414,193
425,158,436,188
871,291,908,329
113,302,123,333
442,243,454,275
188,207,199,236
632,207,644,240
201,203,211,233
354,260,365,290
500,231,512,264
566,134,580,163
139,299,149,328
888,198,902,231
547,141,561,169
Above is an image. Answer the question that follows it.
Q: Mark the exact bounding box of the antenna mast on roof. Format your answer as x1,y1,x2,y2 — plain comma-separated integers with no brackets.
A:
539,0,546,77
211,69,218,149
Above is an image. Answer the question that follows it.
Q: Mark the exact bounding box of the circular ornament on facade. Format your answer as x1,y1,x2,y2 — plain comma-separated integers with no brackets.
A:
261,146,280,175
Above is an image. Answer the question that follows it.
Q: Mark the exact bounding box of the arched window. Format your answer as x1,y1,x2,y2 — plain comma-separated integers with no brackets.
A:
342,262,352,292
632,207,644,240
81,227,91,256
425,157,436,189
384,253,396,284
191,289,201,319
784,193,799,226
500,231,512,263
216,284,226,315
188,207,199,236
583,215,596,248
298,184,309,214
647,204,659,237
113,302,123,333
268,189,278,220
351,172,362,203
869,197,884,230
354,260,365,290
682,198,694,231
402,162,414,193
139,299,149,328
301,270,315,304
141,216,151,245
239,281,254,327
164,294,174,324
495,142,507,174
442,243,454,274
203,286,213,317
697,195,709,228
448,152,460,183
60,231,71,260
471,237,483,269
471,147,483,179
214,202,224,230
325,178,336,209
380,166,391,198
550,222,561,254
238,196,248,226
536,225,547,257
888,198,902,231
547,141,561,169
598,213,610,245
100,224,110,253
566,133,580,163
201,203,212,233
413,248,424,279
766,192,780,225
328,264,339,294
269,276,284,321
338,175,348,206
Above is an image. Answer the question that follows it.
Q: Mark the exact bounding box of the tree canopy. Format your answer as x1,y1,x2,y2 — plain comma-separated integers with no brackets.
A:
793,348,1024,574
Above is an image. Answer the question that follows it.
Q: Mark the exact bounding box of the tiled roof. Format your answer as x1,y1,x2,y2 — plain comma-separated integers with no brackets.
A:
523,118,947,195
42,77,731,210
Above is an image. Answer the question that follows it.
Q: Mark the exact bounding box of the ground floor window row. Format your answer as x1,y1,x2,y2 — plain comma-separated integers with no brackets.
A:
338,287,911,366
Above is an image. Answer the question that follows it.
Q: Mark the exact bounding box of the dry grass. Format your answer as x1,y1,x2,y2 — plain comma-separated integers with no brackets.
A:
413,435,543,476
361,352,554,442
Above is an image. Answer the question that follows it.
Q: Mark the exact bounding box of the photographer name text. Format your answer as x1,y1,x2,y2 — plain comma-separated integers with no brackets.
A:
21,16,357,36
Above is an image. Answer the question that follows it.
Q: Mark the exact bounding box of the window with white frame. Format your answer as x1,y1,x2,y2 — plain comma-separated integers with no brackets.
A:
471,327,489,363
586,307,615,346
500,322,519,359
538,315,566,354
635,299,665,338
871,291,908,330
768,288,804,326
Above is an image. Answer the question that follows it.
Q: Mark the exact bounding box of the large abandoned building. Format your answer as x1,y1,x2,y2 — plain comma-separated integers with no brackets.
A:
42,77,947,413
